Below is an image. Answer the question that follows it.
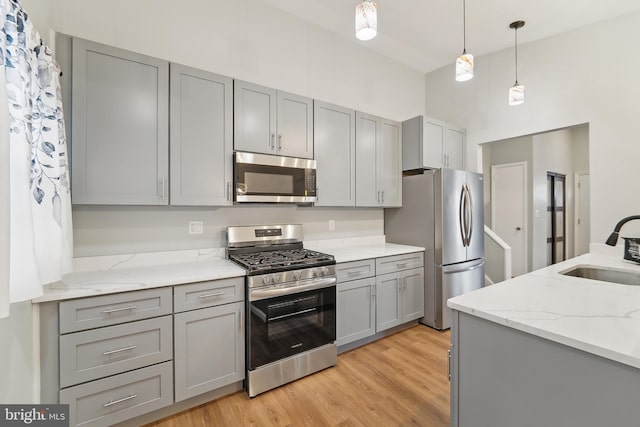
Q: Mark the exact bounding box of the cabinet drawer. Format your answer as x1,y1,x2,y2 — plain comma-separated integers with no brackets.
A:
336,259,376,283
59,316,173,388
59,288,173,334
173,277,244,313
60,361,173,427
376,252,424,276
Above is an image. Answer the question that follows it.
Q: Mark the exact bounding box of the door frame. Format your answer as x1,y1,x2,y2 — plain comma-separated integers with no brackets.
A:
574,171,590,255
491,161,528,276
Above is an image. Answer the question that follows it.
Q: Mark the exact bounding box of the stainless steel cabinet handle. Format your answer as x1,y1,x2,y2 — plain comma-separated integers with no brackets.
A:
199,291,225,299
448,348,452,381
103,345,137,356
278,134,283,151
270,133,276,150
226,181,230,201
381,190,385,204
102,306,136,315
396,262,407,268
160,177,166,201
347,271,361,276
104,394,137,408
238,310,242,332
377,190,380,204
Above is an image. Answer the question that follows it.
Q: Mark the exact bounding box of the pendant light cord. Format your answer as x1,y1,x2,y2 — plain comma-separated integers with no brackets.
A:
514,26,518,84
462,0,467,54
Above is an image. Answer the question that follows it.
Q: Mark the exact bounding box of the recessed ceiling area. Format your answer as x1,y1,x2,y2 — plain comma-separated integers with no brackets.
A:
262,0,640,74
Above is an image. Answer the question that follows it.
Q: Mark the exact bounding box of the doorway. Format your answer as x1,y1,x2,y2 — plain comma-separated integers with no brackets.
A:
547,172,566,265
491,162,528,277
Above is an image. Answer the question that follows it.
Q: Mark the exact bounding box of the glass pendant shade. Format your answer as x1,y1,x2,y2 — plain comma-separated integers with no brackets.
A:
455,52,474,81
509,83,525,106
355,1,377,41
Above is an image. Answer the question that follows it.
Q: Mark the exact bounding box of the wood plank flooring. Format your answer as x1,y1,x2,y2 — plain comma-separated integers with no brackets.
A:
146,325,451,427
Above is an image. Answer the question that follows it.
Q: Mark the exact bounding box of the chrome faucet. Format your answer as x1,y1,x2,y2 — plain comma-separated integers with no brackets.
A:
605,215,640,246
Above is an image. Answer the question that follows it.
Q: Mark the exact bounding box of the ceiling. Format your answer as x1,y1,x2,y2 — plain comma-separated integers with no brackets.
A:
262,0,640,74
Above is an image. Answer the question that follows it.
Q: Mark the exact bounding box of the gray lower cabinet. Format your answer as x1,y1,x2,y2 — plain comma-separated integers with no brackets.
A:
70,36,169,205
355,112,402,207
450,310,640,427
169,64,233,206
375,253,424,332
60,362,173,427
173,301,244,402
234,80,313,159
336,259,376,346
173,277,244,402
46,278,246,426
314,101,356,207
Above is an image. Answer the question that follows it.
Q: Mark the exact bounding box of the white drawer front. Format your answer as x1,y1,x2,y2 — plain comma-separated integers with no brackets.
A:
60,361,173,427
59,316,173,388
59,288,173,334
375,252,424,276
336,259,376,283
174,277,244,313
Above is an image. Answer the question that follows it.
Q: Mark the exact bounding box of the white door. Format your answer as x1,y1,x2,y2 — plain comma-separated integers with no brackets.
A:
491,162,527,277
575,173,591,255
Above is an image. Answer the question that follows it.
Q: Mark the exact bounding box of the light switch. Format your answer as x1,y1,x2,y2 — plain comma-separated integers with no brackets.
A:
189,221,204,235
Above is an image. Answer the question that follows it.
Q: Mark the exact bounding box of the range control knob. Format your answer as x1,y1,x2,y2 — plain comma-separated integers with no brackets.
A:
321,267,329,276
272,273,281,283
262,275,272,285
293,271,302,280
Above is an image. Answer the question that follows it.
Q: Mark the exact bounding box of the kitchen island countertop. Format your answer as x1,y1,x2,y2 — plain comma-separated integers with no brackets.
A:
448,251,640,369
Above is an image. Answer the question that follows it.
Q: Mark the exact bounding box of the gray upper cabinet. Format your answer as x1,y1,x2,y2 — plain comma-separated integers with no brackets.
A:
234,80,313,159
170,64,233,206
402,115,465,170
355,112,402,207
71,38,169,205
314,101,356,206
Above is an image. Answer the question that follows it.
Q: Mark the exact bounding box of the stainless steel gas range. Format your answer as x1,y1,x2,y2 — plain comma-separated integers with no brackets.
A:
226,224,337,397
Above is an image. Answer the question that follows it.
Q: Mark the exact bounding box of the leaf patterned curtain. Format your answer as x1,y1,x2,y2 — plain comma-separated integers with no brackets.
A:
1,0,73,314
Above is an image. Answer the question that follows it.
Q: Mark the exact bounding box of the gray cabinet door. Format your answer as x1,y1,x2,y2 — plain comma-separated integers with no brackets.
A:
174,302,244,402
337,277,376,346
71,38,169,205
314,101,356,206
375,272,402,332
170,64,233,206
378,118,402,207
423,117,445,169
234,80,277,155
401,268,425,323
277,91,313,159
355,111,379,207
445,125,465,169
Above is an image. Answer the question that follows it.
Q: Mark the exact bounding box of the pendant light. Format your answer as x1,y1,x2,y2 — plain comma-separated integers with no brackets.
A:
508,20,525,106
355,1,377,41
455,0,473,81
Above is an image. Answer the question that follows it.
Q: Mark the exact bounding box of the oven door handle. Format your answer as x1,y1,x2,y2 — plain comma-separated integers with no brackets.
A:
249,277,337,301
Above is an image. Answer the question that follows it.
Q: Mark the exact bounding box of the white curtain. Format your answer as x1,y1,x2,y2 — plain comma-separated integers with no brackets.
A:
1,0,73,313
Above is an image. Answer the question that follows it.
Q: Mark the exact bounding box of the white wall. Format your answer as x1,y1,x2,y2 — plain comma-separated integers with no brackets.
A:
425,11,640,243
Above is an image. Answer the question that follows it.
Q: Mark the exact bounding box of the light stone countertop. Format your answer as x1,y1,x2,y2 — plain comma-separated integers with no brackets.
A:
448,251,640,370
33,237,424,303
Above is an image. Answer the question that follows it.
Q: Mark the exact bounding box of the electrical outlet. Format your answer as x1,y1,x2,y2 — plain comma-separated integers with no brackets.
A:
188,221,204,235
329,220,335,231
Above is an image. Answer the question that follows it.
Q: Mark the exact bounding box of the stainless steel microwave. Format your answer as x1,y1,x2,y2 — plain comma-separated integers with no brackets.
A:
233,152,317,204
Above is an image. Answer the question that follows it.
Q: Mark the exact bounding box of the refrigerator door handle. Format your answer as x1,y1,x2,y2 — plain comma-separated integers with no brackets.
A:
463,184,472,246
443,260,485,274
467,184,473,246
459,185,467,247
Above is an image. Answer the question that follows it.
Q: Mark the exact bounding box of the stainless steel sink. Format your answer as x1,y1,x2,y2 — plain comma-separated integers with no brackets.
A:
560,266,640,286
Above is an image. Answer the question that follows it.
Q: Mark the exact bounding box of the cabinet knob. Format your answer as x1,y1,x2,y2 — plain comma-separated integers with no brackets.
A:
516,226,522,231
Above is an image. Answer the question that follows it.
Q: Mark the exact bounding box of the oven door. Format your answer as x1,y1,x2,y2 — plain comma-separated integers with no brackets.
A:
248,278,336,370
234,151,316,203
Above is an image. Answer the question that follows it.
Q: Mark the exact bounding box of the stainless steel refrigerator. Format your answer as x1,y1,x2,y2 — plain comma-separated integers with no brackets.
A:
385,169,485,330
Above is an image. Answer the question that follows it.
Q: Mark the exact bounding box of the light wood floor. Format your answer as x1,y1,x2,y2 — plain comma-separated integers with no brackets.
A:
146,325,451,427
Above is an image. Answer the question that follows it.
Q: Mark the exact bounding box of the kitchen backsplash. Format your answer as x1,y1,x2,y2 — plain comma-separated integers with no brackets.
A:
72,205,384,257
